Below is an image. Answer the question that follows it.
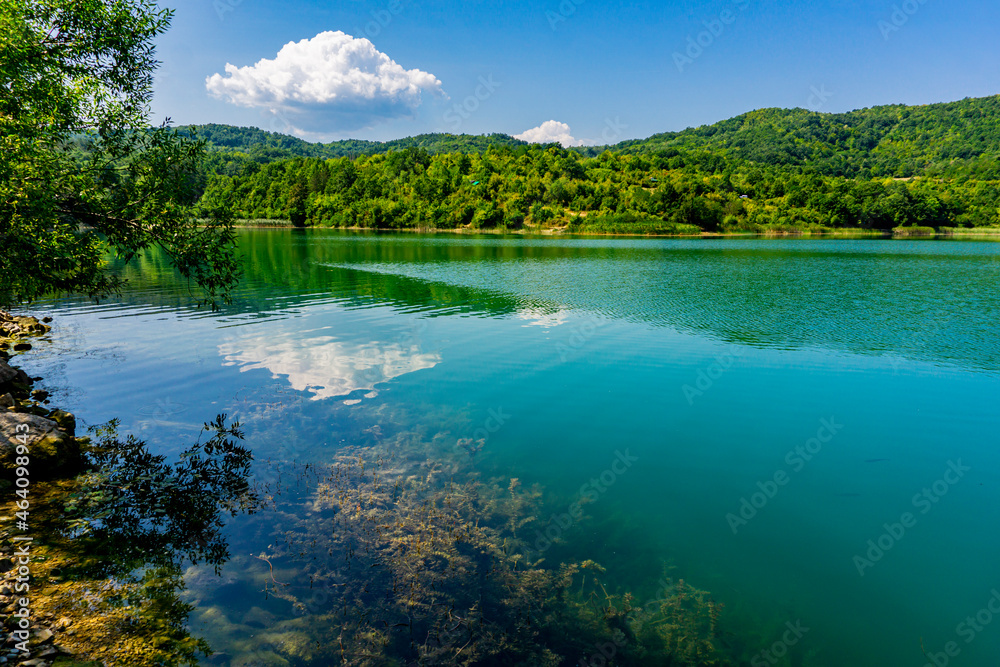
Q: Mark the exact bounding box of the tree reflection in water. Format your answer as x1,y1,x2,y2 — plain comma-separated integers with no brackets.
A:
12,414,259,665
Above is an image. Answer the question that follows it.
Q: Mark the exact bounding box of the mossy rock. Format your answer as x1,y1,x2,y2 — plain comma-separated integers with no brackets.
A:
231,650,291,667
255,631,314,660
0,359,16,385
0,412,81,477
242,606,278,629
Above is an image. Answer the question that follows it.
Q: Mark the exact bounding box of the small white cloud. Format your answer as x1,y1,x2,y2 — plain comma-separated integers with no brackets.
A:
206,30,444,135
514,120,585,147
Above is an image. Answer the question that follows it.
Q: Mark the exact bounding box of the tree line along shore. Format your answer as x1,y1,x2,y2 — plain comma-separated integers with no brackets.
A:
184,96,1000,235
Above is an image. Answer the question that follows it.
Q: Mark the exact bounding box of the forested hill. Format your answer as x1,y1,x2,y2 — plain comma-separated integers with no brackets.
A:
591,95,1000,179
194,95,1000,234
182,124,528,162
189,95,1000,180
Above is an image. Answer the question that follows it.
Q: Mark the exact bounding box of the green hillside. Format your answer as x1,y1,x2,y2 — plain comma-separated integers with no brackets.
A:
190,95,1000,181
589,95,1000,179
194,95,1000,234
183,124,528,165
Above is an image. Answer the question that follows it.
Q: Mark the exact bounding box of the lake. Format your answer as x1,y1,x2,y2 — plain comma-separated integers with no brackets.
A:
20,230,1000,666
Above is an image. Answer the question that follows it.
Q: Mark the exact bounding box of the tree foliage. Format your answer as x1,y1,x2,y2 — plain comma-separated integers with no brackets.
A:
0,0,239,308
186,123,529,169
600,96,1000,180
191,96,1000,233
196,144,1000,233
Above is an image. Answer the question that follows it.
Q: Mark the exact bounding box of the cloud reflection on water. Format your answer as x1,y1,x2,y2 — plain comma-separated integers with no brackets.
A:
219,333,441,402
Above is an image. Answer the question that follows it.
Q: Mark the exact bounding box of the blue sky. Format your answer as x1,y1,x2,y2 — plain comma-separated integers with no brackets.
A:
152,0,1000,145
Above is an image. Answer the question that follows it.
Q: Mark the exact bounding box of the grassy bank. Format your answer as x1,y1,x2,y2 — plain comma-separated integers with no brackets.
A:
231,218,295,227
250,222,926,239
939,226,1000,235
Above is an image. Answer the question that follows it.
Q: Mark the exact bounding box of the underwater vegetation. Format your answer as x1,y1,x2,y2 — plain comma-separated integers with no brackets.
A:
0,376,763,666
198,423,735,667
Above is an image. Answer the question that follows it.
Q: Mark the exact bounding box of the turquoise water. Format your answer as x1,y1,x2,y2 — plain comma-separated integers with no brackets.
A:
19,231,1000,665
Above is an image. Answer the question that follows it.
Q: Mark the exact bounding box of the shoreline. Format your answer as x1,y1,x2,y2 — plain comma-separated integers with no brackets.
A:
1,313,85,666
228,220,1000,239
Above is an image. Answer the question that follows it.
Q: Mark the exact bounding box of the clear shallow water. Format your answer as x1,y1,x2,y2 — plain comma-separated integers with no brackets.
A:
17,230,1000,666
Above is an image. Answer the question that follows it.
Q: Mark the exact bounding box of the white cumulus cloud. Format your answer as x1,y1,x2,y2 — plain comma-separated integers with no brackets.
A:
514,120,585,147
205,31,444,135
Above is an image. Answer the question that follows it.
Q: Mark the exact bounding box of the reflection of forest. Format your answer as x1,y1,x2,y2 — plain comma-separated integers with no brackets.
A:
102,231,1000,373
106,230,534,319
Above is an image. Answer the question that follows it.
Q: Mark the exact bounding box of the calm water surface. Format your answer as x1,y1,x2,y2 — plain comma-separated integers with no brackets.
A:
20,231,1000,666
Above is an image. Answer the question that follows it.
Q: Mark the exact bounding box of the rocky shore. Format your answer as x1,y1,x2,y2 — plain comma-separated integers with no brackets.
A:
0,313,87,667
0,313,81,478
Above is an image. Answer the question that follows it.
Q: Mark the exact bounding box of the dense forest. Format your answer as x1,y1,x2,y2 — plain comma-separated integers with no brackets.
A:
193,95,1000,234
599,95,1000,180
184,124,528,164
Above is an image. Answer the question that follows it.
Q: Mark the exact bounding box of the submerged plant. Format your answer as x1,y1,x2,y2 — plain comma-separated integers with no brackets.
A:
213,426,734,666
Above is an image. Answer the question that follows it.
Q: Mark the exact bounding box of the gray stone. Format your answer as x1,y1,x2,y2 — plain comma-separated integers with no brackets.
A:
0,395,12,409
0,412,77,474
46,411,75,438
0,361,14,385
241,606,277,628
34,628,54,643
231,651,290,667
